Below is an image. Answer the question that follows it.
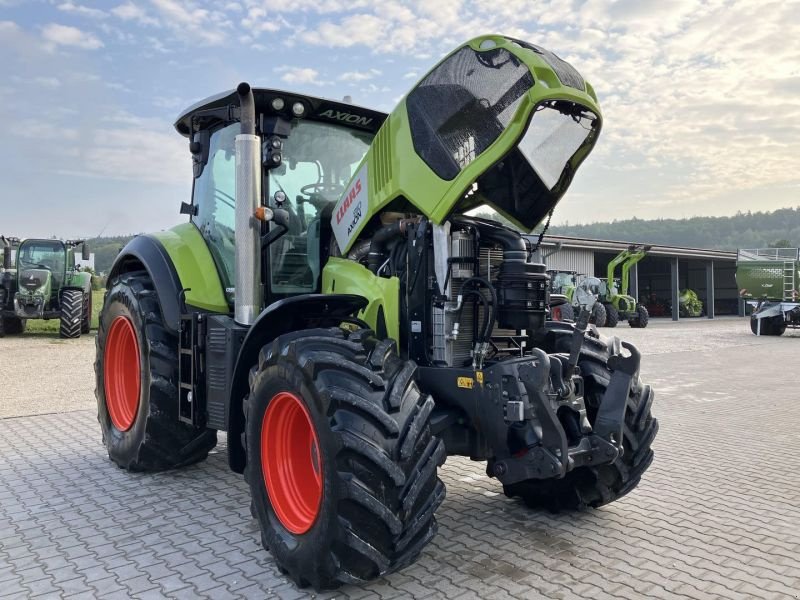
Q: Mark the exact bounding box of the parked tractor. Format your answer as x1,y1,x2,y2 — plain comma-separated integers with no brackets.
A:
737,247,800,335
548,269,607,326
678,289,703,318
95,35,657,590
0,236,23,336
599,245,650,328
0,237,92,338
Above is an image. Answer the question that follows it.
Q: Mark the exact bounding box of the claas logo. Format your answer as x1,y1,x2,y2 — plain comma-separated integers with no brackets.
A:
336,179,362,225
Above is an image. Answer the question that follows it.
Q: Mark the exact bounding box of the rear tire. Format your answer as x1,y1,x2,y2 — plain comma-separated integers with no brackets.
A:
629,304,649,328
95,270,216,470
604,303,619,328
772,317,787,336
590,302,606,327
750,315,785,336
60,289,83,338
244,327,446,590
81,290,92,334
503,352,657,511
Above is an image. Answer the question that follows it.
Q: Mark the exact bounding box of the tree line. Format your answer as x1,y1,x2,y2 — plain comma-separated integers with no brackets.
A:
87,206,799,273
547,207,799,250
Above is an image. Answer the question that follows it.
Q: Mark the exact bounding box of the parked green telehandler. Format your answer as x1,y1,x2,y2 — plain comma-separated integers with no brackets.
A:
599,245,650,328
0,237,92,338
95,34,657,590
548,269,607,326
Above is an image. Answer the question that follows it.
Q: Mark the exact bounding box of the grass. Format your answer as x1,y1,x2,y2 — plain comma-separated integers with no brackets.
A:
24,289,105,334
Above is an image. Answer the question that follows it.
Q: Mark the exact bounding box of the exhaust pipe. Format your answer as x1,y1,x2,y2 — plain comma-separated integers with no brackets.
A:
1,237,11,270
234,82,262,325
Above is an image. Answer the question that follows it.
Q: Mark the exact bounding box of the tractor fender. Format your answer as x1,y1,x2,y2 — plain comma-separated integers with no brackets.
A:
108,235,183,334
227,293,369,473
65,271,92,294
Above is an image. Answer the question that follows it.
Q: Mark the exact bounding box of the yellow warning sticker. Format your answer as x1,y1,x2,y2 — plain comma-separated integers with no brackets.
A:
457,377,474,389
476,371,484,385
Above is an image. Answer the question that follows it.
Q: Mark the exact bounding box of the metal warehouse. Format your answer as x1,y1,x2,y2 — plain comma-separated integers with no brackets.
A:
534,235,740,320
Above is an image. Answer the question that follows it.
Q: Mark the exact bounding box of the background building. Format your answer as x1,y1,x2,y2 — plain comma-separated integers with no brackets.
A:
534,235,740,320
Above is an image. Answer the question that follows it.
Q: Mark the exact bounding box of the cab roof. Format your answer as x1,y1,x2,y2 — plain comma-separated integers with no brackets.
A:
174,87,388,137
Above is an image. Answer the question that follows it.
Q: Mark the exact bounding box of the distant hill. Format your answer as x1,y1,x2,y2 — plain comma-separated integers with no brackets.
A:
86,235,135,274
548,207,800,250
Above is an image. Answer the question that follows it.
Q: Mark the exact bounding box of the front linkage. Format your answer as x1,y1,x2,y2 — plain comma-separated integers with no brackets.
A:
420,310,642,487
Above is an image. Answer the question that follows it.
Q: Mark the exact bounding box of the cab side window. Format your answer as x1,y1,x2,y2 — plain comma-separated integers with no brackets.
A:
192,124,238,300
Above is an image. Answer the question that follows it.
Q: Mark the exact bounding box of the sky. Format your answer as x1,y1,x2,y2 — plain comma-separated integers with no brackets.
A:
0,0,798,238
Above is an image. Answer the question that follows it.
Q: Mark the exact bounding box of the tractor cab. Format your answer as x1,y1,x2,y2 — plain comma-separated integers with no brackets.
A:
16,239,68,311
548,269,578,295
174,89,386,305
10,238,91,327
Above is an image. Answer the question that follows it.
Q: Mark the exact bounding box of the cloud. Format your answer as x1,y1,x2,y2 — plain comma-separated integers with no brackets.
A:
57,2,107,19
35,76,61,88
41,23,103,50
276,66,326,86
79,127,186,184
338,69,381,82
10,118,79,140
148,0,231,45
111,3,160,27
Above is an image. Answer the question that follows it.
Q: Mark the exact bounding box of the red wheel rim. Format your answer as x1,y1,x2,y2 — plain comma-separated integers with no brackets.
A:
261,391,323,534
104,316,140,432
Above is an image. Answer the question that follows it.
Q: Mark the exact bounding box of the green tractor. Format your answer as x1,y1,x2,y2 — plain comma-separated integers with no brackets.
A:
548,269,607,326
0,237,92,338
678,289,703,318
599,245,650,328
0,236,22,335
95,35,657,590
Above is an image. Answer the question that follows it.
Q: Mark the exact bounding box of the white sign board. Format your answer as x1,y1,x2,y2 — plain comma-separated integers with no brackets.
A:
331,163,368,251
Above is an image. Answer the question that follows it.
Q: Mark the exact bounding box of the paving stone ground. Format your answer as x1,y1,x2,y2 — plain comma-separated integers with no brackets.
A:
1,318,799,599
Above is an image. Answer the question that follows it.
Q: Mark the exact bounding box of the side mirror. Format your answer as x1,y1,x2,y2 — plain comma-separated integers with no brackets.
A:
260,208,291,250
82,243,91,261
2,248,11,270
191,130,210,178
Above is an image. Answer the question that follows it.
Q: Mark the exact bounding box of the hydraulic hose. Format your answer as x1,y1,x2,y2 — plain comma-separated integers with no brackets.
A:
367,218,419,273
460,276,498,342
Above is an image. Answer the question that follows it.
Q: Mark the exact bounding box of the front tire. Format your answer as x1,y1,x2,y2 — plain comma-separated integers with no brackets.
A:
629,304,649,328
604,303,619,328
244,327,445,590
503,351,657,511
95,270,216,470
590,302,606,327
60,289,83,338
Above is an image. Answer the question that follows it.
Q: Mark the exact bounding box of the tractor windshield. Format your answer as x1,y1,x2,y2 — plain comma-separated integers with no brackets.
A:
17,240,66,292
192,119,372,302
552,272,576,290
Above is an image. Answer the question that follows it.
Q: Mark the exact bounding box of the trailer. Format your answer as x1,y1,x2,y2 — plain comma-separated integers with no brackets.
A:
737,248,800,336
